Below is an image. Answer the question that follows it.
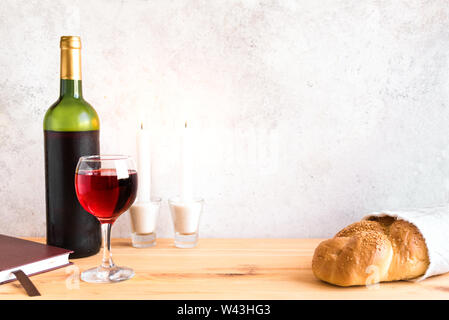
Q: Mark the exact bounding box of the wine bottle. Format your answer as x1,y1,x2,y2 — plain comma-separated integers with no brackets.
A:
44,36,101,258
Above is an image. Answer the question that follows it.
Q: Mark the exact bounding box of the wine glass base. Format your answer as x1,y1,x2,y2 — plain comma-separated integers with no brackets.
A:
81,266,135,283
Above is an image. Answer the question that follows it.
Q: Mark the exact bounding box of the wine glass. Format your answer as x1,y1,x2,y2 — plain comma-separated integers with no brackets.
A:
75,155,138,283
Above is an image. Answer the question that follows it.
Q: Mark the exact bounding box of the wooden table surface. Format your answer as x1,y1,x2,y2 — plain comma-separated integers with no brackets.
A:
1,238,449,300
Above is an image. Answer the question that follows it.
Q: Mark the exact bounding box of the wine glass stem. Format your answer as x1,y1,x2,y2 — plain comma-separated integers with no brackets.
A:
101,223,115,269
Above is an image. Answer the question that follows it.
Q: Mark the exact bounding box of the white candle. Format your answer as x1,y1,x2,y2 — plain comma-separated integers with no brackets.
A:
130,202,159,234
180,121,193,202
137,122,151,202
170,201,202,234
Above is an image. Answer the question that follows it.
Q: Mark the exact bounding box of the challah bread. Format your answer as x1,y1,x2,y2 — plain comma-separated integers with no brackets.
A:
312,216,429,286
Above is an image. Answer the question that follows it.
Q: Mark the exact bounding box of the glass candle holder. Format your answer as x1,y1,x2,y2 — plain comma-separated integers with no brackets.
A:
129,198,161,248
168,197,204,248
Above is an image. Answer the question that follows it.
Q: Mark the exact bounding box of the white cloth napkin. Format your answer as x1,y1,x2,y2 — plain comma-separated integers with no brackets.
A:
363,205,449,280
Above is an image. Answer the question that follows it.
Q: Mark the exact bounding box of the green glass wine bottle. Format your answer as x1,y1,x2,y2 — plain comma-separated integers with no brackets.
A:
43,36,101,258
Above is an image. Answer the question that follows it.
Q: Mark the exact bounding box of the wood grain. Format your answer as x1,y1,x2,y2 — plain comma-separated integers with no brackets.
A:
1,238,448,299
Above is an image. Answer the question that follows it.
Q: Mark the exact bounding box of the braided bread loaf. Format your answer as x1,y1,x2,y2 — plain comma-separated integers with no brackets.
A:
312,216,429,286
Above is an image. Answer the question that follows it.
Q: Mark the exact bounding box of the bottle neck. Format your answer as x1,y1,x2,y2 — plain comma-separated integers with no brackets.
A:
60,42,82,98
60,79,83,98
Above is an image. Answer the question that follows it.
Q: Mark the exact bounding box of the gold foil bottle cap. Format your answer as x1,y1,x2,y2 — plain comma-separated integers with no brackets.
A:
60,36,82,80
60,36,82,49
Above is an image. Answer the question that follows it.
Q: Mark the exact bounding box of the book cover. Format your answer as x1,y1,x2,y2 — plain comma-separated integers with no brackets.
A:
0,234,72,284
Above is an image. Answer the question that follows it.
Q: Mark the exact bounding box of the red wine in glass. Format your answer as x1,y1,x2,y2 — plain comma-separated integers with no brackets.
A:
75,155,138,283
75,169,138,224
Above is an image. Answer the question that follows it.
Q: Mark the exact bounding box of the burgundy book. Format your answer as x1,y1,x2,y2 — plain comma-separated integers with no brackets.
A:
0,234,72,284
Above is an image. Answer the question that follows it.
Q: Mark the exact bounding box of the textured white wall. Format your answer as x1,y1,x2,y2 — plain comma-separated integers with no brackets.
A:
1,0,449,239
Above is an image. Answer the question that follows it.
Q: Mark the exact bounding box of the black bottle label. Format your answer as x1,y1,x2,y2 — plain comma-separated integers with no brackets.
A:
44,130,101,259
